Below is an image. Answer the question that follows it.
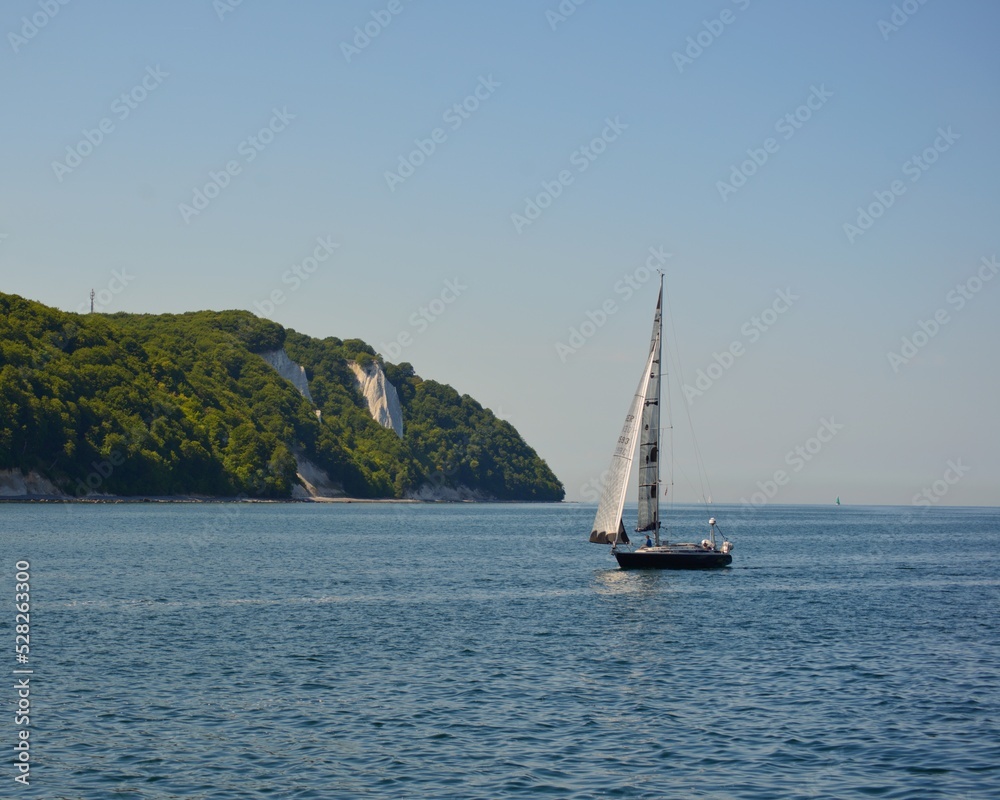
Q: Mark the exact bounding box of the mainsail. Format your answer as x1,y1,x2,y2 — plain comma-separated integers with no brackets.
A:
589,317,659,545
636,286,662,536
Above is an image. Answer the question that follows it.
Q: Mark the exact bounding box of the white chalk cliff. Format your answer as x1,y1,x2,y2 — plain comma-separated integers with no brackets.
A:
257,350,403,496
292,452,345,499
259,349,338,498
260,348,313,403
349,361,404,438
0,469,64,498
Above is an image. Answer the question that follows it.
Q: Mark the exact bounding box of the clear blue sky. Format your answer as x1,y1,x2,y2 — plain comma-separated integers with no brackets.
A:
2,0,998,505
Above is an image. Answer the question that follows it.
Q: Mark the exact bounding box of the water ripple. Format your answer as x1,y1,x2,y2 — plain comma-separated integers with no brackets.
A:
2,503,998,798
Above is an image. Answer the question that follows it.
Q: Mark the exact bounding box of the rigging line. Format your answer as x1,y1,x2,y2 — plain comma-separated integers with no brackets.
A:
662,290,702,503
663,286,714,507
661,327,675,528
665,415,676,534
668,459,707,504
659,292,677,509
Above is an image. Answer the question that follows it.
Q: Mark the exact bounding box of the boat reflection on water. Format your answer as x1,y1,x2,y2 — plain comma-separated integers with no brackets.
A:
592,565,667,598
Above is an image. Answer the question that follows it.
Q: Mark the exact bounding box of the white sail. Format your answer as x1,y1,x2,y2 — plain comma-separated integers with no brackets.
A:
636,284,662,535
589,346,656,544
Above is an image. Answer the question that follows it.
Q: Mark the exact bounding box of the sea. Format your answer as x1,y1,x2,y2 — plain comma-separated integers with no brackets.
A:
0,502,998,799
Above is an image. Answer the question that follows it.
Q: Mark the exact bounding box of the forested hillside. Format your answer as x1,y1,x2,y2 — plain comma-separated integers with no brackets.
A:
0,292,564,501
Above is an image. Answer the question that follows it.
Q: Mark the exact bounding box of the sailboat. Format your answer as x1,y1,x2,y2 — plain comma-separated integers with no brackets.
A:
589,275,733,569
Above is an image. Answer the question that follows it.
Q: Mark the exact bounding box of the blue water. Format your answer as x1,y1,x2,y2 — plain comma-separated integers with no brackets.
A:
1,502,998,799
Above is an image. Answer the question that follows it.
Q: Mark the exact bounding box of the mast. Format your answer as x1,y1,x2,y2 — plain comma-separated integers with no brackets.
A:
636,275,663,544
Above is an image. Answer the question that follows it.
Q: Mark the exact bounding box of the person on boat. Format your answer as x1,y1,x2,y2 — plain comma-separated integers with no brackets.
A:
645,535,653,548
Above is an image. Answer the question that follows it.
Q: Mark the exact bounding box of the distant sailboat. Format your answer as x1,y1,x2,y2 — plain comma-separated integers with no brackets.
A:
589,275,732,569
835,496,841,506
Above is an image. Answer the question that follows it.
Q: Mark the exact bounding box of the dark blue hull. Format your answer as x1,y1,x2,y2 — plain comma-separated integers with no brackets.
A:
615,547,732,570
